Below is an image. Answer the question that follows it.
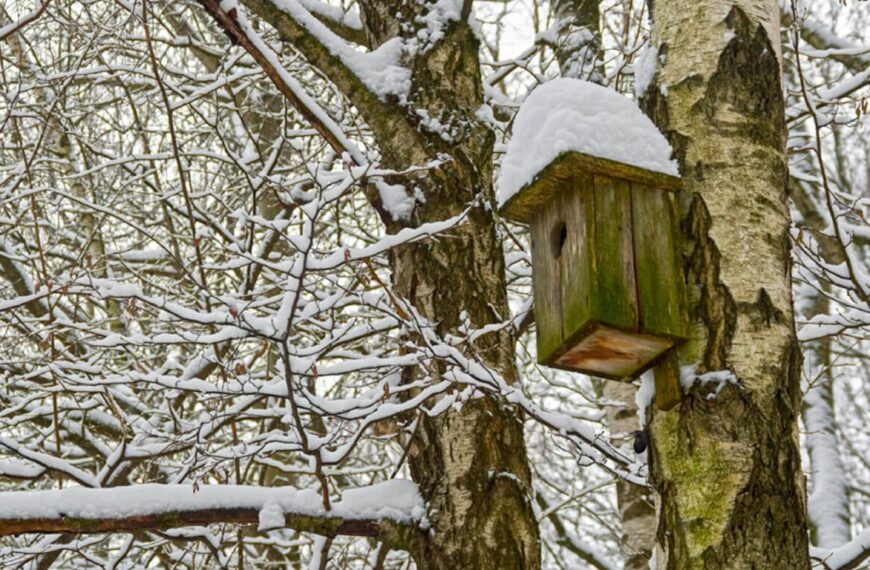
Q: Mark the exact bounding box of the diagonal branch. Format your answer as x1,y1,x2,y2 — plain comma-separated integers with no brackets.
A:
197,0,426,164
0,0,52,42
236,0,428,161
196,0,363,162
294,0,367,45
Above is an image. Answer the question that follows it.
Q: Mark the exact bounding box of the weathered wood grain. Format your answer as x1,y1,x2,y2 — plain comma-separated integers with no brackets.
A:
530,198,564,363
500,151,680,224
559,172,594,346
592,174,638,330
631,183,685,339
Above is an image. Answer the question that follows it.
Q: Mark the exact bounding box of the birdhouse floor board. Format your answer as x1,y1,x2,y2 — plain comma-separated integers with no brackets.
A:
549,324,674,380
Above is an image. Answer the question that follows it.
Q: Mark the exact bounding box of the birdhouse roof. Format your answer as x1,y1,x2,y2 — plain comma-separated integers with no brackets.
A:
497,79,680,223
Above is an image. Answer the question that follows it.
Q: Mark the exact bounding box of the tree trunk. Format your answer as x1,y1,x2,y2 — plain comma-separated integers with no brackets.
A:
802,289,851,548
356,4,541,569
791,164,852,549
639,2,811,567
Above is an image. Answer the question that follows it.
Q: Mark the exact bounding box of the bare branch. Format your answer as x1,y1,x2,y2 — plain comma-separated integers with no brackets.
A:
0,1,52,42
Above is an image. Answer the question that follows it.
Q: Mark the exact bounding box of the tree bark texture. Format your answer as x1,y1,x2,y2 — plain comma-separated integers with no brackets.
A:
640,1,811,568
346,4,542,568
551,0,602,81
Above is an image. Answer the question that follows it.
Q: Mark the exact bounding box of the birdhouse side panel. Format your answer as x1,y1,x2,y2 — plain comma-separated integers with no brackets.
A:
631,183,686,339
530,199,564,364
558,174,595,344
591,175,639,330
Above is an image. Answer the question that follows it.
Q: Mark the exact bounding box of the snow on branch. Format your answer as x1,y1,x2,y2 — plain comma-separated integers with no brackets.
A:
811,527,870,570
0,0,52,41
197,0,366,163
0,481,427,547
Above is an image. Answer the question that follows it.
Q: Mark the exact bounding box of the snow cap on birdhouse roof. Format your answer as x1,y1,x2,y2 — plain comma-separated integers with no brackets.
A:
497,79,680,223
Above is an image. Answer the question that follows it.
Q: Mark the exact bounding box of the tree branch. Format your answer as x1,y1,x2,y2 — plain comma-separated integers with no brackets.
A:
196,0,363,161
235,0,428,162
782,9,870,74
295,0,367,46
811,526,870,570
0,483,427,557
0,0,52,42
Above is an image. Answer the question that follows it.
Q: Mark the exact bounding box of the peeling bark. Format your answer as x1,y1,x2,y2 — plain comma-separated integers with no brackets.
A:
642,2,811,567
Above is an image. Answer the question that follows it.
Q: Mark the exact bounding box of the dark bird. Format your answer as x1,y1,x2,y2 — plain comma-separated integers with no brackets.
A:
632,430,648,454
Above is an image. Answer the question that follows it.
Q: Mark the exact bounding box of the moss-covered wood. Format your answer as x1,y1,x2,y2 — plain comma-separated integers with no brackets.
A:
632,183,684,337
530,196,566,361
500,151,680,224
593,175,638,328
558,171,594,344
519,158,686,384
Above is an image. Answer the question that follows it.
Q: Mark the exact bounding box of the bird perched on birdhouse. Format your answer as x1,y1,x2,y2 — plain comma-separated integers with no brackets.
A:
498,79,686,407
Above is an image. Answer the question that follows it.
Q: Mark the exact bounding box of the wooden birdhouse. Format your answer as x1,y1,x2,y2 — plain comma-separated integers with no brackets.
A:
500,151,686,381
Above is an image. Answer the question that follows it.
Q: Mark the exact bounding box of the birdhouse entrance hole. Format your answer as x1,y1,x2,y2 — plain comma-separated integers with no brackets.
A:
551,222,567,259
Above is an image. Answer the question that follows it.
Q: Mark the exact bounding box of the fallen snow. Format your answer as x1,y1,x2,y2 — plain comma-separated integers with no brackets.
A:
497,78,678,206
0,480,426,525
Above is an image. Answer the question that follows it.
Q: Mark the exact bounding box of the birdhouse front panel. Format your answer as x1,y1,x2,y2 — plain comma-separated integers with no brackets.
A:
521,153,685,380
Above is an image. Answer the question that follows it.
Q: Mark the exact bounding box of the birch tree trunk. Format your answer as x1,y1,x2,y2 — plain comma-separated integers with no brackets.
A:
605,382,657,569
639,1,811,567
802,290,852,548
792,169,852,548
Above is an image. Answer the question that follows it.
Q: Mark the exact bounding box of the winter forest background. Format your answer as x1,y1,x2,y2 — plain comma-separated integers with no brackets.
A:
0,0,868,568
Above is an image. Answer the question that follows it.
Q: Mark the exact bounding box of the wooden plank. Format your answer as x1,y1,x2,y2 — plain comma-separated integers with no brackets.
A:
631,183,685,338
592,175,638,330
554,324,674,380
530,199,563,364
500,152,681,224
653,354,682,410
558,172,594,342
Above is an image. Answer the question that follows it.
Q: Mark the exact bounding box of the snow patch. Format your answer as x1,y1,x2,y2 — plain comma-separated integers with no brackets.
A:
258,500,285,531
680,365,738,399
497,79,678,206
0,480,427,525
635,370,656,427
268,0,411,101
0,458,44,479
375,180,417,221
633,43,658,98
